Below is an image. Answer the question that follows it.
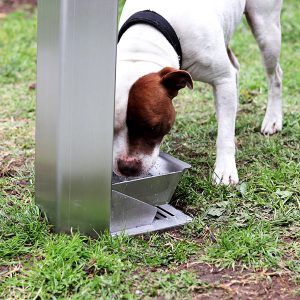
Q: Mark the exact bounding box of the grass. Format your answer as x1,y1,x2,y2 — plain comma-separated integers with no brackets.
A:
0,1,300,299
203,222,281,269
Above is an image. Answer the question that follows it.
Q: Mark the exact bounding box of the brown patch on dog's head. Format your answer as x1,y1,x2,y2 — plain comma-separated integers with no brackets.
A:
126,67,193,155
114,67,193,176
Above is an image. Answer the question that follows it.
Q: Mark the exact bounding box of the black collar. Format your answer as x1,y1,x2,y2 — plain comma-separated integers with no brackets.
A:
118,10,182,68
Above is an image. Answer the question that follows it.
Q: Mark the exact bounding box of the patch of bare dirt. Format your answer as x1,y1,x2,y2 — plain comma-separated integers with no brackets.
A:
0,0,36,14
0,265,10,273
181,262,299,300
161,230,300,299
0,155,25,177
0,262,22,279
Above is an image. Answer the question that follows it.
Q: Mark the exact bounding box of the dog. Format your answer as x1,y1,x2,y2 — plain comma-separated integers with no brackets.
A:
113,0,283,184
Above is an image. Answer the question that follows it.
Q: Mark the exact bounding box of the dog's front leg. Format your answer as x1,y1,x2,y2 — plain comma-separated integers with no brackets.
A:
212,76,238,185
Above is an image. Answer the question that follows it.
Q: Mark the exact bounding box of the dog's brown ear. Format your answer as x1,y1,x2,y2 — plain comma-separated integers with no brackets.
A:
160,67,193,98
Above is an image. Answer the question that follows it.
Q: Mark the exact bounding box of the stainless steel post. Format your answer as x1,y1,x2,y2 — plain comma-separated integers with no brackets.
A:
36,0,118,236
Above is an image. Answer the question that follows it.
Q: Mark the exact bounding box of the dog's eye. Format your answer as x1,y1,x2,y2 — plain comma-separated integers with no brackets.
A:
148,124,161,136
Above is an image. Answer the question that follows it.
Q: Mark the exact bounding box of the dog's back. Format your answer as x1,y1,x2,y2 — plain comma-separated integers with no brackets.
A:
120,0,246,82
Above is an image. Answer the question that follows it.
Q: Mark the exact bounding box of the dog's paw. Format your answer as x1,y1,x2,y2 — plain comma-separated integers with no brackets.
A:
213,164,239,185
261,114,282,135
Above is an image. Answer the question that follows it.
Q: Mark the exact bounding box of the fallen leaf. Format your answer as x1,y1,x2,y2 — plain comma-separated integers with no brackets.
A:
207,207,225,217
237,182,247,197
276,190,293,199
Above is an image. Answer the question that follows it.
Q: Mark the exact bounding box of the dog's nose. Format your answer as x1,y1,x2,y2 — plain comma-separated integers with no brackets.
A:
117,158,142,177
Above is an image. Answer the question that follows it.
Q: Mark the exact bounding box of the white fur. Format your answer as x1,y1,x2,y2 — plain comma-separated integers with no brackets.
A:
114,0,283,184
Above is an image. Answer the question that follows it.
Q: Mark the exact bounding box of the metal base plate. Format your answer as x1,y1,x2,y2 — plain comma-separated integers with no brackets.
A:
111,204,192,236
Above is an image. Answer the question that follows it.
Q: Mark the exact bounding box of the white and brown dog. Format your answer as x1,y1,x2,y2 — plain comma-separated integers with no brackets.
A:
113,0,283,184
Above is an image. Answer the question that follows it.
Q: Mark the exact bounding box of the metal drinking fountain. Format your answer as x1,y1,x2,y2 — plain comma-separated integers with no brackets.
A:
35,0,192,237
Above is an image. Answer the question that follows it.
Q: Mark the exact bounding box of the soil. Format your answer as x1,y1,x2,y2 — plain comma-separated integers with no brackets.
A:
0,155,26,177
164,230,300,299
0,0,36,14
186,263,299,300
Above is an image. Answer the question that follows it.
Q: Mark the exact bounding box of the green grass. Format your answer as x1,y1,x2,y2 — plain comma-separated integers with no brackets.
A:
203,222,281,269
1,1,300,299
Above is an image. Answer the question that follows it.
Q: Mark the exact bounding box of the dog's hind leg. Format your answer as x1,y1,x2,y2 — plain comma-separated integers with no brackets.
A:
245,0,283,135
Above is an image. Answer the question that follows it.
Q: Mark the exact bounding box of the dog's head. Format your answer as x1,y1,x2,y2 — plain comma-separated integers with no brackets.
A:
113,67,193,177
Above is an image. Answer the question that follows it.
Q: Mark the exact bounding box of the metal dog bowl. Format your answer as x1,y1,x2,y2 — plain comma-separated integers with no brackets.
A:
111,152,192,235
